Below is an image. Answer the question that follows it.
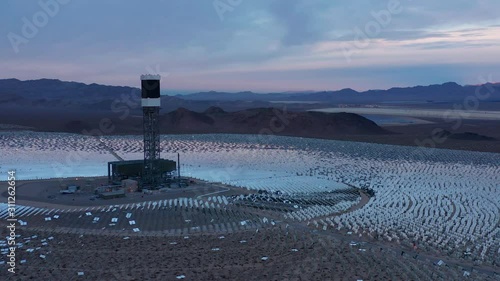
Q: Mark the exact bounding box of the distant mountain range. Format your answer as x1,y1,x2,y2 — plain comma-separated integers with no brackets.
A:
1,79,500,109
177,82,500,103
0,78,270,112
0,78,389,136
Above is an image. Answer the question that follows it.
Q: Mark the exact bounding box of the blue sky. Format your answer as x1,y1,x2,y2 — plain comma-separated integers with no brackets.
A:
1,0,500,92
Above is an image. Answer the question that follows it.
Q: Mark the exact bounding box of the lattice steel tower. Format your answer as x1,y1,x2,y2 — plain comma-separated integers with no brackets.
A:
141,74,161,188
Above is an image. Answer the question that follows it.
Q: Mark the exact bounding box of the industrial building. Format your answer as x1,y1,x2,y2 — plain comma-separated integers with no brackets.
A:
99,189,126,200
107,159,176,183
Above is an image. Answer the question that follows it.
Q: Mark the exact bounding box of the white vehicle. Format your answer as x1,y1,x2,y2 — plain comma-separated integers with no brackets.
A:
60,185,78,194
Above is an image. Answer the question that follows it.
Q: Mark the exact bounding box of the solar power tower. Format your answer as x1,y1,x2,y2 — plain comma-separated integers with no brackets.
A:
141,74,161,188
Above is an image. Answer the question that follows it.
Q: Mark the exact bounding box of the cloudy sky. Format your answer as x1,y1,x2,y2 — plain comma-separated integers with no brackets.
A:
1,0,500,92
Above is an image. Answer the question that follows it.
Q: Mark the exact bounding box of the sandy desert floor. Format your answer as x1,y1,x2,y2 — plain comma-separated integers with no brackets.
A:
0,177,252,209
1,225,499,281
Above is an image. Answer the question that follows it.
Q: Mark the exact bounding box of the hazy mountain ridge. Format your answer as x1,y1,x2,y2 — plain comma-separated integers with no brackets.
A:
0,79,278,112
1,79,499,107
179,82,500,103
0,78,389,137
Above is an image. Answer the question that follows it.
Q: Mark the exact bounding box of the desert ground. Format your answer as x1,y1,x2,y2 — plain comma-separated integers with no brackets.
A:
0,177,251,209
3,226,498,281
310,108,500,121
1,178,499,280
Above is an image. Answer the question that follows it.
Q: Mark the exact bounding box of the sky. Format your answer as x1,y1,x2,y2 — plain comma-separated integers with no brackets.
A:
1,0,500,93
